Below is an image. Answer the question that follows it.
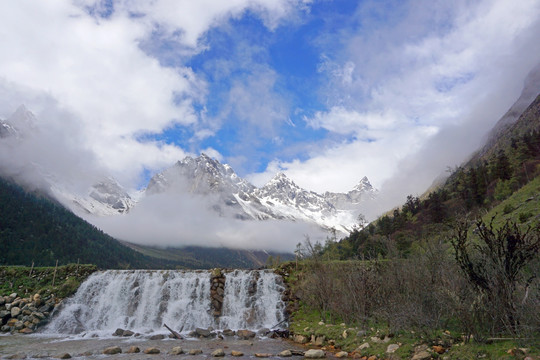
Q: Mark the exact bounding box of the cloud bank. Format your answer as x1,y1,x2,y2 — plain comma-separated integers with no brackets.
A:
89,192,325,252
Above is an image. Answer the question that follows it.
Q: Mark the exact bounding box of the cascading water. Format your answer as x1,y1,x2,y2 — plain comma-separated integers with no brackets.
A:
45,269,286,336
219,270,286,330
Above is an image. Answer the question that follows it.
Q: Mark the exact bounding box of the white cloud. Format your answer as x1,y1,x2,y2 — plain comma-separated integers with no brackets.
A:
0,0,307,190
262,0,540,211
90,191,324,252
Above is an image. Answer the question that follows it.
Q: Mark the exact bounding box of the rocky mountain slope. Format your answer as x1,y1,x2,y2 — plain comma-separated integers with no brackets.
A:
144,154,377,233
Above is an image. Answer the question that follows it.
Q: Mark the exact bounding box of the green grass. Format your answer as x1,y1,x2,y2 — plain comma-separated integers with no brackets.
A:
289,305,539,359
483,175,540,228
0,264,97,298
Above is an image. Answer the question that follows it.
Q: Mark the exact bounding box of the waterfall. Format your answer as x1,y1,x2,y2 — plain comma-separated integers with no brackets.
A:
45,269,286,336
219,270,286,330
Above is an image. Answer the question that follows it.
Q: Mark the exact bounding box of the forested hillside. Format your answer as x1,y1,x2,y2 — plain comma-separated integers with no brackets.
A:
0,177,182,269
324,94,540,260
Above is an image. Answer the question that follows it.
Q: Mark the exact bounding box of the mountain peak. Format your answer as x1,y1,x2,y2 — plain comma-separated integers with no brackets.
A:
352,176,374,192
266,172,300,189
7,104,37,129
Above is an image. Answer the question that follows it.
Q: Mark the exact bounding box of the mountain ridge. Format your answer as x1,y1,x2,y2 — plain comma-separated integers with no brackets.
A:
143,153,377,233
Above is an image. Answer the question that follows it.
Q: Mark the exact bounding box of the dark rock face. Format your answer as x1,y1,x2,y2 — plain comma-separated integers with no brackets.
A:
210,269,226,317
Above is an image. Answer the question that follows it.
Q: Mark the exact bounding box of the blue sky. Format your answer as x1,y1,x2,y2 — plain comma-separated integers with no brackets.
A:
1,0,540,212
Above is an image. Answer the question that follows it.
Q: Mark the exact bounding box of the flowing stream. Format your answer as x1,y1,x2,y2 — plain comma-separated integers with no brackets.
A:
44,269,287,336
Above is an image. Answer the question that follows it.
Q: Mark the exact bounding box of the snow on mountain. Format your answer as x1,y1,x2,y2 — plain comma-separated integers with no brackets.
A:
0,105,377,234
0,120,17,138
68,177,135,216
0,105,35,139
143,154,378,234
0,105,134,216
324,176,378,210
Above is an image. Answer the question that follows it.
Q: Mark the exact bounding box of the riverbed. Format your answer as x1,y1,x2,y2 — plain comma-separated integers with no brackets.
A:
0,334,310,359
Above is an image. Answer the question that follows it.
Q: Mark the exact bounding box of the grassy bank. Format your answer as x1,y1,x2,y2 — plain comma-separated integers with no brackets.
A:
280,260,539,360
0,263,97,299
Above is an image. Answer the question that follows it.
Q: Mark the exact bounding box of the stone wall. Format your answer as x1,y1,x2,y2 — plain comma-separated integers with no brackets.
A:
0,292,57,334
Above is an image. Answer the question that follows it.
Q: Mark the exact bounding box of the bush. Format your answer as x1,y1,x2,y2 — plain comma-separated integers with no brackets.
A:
451,218,540,336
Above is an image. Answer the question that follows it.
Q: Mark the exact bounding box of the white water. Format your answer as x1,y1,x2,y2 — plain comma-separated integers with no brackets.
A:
45,270,286,336
219,270,286,330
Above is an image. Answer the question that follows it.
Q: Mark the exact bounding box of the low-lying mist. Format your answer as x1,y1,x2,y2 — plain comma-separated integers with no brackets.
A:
87,192,327,253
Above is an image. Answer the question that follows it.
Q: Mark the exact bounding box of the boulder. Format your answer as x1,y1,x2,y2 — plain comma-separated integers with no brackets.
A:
211,349,225,357
387,344,399,353
149,334,166,340
10,307,21,318
143,347,160,354
432,345,444,354
278,350,292,357
370,336,390,343
112,328,125,336
126,346,140,353
304,349,325,358
19,327,33,334
411,351,431,360
195,327,212,337
223,329,236,336
293,334,309,344
355,343,370,352
335,351,348,358
122,330,134,337
31,312,45,320
237,329,256,339
57,353,71,359
255,353,272,358
188,349,203,355
0,310,10,322
231,350,244,357
102,346,122,355
169,346,183,355
313,335,326,346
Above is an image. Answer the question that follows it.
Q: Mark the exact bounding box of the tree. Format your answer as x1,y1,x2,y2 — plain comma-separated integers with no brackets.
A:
491,149,512,180
403,195,420,215
451,218,540,335
356,213,368,230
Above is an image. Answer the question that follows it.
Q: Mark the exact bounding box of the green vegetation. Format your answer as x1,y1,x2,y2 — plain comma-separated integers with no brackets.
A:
0,264,97,298
125,242,293,269
278,94,540,358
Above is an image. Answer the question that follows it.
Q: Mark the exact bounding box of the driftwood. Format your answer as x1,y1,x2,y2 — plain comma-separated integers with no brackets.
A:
163,323,184,340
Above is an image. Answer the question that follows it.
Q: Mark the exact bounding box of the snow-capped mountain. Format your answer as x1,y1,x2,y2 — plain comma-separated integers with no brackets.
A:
64,177,135,216
324,176,378,210
0,106,134,216
0,105,377,234
143,154,378,233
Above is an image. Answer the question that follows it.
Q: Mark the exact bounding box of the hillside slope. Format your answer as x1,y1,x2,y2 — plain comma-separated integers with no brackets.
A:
0,177,177,269
325,87,540,260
